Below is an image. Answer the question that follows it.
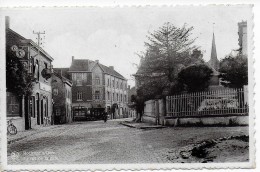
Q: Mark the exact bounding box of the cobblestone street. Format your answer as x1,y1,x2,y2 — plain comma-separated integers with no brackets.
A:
8,119,249,164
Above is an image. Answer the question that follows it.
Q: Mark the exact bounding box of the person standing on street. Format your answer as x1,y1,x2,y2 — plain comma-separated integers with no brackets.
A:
103,110,108,123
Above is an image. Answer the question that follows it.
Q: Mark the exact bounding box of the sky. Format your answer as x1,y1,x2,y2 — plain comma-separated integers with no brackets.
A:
3,6,252,87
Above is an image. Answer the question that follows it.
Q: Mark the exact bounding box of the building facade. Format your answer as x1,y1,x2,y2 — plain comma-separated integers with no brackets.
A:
65,57,128,120
52,72,72,124
6,18,53,131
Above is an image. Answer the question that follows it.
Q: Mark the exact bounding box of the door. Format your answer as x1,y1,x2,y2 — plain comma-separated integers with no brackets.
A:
36,94,40,125
41,99,44,124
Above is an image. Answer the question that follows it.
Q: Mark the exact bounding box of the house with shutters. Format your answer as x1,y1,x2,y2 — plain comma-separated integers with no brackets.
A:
54,57,129,120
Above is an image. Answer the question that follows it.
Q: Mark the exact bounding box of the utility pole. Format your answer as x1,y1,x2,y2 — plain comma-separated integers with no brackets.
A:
33,30,45,47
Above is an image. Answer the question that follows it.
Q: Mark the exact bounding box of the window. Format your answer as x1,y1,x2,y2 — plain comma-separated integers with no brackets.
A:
30,96,35,118
67,90,70,98
125,95,127,102
76,73,83,86
116,81,119,88
55,109,61,116
117,93,119,101
53,88,58,96
29,57,34,74
95,76,100,85
34,60,39,80
120,94,122,102
95,91,100,100
107,79,110,87
120,83,123,89
112,80,115,88
77,92,83,100
44,62,48,69
107,91,110,100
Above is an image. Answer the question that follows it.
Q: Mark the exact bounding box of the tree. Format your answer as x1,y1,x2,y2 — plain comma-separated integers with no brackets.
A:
135,22,199,99
6,47,33,97
219,55,248,88
177,64,213,92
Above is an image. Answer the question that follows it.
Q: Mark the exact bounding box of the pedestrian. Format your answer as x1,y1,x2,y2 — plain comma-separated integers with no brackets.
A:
103,110,108,123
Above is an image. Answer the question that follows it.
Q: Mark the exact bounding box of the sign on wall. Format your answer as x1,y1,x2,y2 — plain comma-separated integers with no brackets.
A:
39,82,51,92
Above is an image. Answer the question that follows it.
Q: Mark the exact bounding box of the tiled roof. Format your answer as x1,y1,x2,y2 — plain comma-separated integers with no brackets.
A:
68,59,126,80
53,68,70,80
99,63,125,80
53,71,72,85
69,59,89,71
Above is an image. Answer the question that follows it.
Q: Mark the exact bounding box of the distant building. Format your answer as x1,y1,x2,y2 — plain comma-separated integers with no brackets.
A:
60,57,129,120
52,71,72,124
6,17,53,131
238,21,247,56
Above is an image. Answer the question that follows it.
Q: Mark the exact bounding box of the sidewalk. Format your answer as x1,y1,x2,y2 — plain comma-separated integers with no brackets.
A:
7,125,60,144
120,120,166,129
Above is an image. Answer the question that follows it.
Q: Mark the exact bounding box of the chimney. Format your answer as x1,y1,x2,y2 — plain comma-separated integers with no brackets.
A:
5,16,10,29
72,56,74,62
109,66,114,70
95,60,99,63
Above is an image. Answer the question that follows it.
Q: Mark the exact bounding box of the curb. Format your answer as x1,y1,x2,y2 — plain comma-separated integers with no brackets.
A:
120,122,166,129
120,122,136,128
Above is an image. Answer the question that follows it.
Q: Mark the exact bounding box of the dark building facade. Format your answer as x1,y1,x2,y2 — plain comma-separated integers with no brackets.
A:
52,72,72,124
6,17,53,131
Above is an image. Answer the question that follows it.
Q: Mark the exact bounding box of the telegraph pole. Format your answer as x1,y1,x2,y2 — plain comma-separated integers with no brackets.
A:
33,30,45,47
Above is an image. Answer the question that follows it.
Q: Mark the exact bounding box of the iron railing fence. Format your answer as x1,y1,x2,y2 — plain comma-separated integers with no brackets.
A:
166,88,249,118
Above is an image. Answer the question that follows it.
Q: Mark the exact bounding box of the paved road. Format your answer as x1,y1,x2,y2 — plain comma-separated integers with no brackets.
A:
7,119,248,164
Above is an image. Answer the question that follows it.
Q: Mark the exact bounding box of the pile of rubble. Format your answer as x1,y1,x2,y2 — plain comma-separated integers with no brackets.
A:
164,135,249,163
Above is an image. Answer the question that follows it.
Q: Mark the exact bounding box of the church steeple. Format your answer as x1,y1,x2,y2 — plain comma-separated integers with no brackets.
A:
209,32,219,71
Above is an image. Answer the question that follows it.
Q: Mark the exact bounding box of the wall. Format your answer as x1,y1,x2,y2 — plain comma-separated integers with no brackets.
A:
142,98,248,126
142,100,157,124
164,116,249,126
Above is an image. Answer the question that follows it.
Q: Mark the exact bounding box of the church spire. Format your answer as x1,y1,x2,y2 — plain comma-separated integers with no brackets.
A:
209,32,219,71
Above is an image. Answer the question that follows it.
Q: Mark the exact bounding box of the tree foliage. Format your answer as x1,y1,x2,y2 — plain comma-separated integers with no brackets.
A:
135,22,203,99
177,64,213,92
6,47,33,97
219,55,248,88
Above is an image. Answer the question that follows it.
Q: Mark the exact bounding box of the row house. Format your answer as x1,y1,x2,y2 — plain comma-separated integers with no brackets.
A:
52,71,73,124
6,17,53,131
57,57,129,120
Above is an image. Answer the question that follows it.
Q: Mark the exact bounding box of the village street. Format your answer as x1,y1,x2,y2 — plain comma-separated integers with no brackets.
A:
8,119,249,164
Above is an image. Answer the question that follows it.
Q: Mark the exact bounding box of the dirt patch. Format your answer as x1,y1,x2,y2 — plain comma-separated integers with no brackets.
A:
163,135,249,163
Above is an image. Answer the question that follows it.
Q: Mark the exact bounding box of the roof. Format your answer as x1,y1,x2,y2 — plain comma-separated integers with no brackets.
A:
53,68,70,80
53,71,72,86
7,28,53,61
69,59,126,80
99,63,125,80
